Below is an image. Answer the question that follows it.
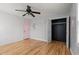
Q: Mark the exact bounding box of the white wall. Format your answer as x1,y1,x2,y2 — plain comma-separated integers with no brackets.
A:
0,10,24,45
30,16,49,42
30,12,70,42
70,3,79,54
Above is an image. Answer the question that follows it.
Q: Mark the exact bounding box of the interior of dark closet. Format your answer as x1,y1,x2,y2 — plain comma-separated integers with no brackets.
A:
51,18,66,43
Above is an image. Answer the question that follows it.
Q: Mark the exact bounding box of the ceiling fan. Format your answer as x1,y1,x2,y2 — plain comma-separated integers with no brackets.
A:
15,5,40,17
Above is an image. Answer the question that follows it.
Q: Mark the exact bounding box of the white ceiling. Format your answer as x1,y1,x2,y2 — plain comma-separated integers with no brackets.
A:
0,3,73,17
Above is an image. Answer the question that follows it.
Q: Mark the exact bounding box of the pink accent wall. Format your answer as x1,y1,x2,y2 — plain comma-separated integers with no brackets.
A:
24,19,30,39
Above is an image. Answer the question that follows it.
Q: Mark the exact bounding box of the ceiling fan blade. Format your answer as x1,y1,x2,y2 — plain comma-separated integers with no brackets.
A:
22,13,28,16
30,13,35,17
32,11,40,14
15,9,26,12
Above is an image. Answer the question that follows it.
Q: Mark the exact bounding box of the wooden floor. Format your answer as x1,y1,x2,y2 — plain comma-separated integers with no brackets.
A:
0,39,71,55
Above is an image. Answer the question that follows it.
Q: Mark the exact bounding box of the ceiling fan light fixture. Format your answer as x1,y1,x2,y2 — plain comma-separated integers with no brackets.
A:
15,5,40,17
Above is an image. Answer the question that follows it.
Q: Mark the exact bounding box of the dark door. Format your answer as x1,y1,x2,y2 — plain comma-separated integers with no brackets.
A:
51,18,66,42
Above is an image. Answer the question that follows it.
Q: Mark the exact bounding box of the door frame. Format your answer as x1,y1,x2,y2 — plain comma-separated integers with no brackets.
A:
49,16,70,48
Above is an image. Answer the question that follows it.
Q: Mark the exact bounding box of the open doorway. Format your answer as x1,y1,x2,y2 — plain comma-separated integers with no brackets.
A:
51,17,70,48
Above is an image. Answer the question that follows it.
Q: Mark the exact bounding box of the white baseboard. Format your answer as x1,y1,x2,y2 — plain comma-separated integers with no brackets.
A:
30,38,49,42
70,48,74,55
0,39,23,46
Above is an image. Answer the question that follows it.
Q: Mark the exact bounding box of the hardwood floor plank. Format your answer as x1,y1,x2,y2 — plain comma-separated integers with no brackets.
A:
0,39,71,55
